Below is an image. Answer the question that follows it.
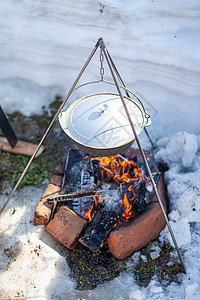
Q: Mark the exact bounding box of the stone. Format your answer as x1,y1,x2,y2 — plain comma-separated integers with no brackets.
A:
45,205,88,249
34,175,63,226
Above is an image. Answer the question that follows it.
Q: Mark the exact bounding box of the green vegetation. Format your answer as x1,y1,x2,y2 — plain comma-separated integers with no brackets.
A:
67,244,127,290
133,243,183,287
65,241,183,290
0,96,73,191
0,151,53,189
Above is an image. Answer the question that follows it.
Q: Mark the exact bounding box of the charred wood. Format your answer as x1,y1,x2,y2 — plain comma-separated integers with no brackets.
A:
79,202,125,251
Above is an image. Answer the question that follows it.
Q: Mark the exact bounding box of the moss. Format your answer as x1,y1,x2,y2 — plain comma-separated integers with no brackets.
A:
0,97,74,191
66,244,127,290
132,243,183,287
0,151,53,189
49,95,62,113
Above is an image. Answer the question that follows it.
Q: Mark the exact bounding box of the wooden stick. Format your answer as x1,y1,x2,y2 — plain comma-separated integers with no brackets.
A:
0,137,45,157
47,186,97,203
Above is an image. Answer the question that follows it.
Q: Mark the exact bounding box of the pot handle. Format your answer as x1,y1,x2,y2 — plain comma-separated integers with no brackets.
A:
144,113,151,127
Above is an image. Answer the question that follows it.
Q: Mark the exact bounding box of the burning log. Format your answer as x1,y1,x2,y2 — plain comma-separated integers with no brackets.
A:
77,152,159,250
90,155,149,218
61,149,95,193
80,202,125,250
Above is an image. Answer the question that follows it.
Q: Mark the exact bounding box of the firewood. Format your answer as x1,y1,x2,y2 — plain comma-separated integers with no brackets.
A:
79,202,125,251
0,137,44,157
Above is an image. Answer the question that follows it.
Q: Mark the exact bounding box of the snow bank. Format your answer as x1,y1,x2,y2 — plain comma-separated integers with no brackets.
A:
0,0,200,137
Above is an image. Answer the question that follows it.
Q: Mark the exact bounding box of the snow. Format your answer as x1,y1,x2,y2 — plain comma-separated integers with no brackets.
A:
0,0,200,299
150,245,161,260
177,188,200,223
1,0,200,137
155,132,199,169
154,132,200,298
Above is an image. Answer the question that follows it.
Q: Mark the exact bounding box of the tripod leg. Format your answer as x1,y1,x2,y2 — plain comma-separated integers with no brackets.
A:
0,39,100,216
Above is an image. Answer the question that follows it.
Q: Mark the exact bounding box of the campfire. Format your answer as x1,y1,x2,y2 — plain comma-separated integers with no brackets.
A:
34,148,166,259
61,150,150,250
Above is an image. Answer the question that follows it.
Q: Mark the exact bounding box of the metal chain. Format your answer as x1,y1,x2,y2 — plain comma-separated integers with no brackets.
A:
100,49,104,80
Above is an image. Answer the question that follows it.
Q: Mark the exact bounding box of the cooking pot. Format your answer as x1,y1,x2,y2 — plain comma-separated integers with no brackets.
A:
58,92,151,156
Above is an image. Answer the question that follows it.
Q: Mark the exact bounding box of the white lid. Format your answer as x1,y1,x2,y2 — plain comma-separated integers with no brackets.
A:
59,93,149,150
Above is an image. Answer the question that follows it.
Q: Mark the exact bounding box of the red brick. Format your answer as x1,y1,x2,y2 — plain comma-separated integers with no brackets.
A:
45,205,88,249
34,175,63,226
123,148,154,163
107,174,167,260
54,163,65,176
50,174,63,186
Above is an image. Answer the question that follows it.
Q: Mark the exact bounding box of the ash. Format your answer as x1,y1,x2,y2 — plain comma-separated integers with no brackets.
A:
66,158,95,193
100,186,122,211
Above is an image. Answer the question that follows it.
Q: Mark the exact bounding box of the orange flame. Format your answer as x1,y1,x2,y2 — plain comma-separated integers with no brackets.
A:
84,154,148,223
85,205,93,221
93,191,107,208
122,193,133,220
91,155,145,185
94,192,99,207
85,192,108,221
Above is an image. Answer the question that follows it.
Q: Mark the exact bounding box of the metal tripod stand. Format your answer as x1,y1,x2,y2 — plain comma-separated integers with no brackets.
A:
0,37,186,273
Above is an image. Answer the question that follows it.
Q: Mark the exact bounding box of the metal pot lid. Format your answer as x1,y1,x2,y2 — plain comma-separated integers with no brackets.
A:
58,92,151,151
